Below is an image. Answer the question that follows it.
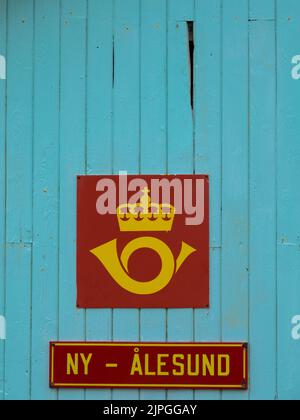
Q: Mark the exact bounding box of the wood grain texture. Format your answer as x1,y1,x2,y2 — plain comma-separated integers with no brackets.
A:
58,0,87,401
139,0,167,401
166,0,194,402
31,0,60,400
249,15,277,400
194,0,222,401
85,0,114,401
112,0,140,401
277,0,300,400
221,0,249,400
5,0,34,399
0,0,6,401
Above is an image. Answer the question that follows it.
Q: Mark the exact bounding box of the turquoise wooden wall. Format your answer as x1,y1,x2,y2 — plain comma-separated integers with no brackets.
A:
0,0,300,400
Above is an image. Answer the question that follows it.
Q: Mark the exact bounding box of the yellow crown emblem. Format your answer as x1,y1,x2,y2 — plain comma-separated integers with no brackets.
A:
117,187,175,232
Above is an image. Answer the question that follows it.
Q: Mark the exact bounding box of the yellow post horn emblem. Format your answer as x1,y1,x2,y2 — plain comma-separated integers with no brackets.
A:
90,188,197,295
90,238,196,295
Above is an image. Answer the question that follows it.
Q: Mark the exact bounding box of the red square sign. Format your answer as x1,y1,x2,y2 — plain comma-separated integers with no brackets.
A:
77,174,209,308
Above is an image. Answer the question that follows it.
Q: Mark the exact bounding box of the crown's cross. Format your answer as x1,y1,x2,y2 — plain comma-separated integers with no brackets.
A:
140,187,151,214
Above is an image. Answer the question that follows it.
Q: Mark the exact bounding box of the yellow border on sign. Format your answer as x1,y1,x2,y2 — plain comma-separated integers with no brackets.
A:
51,345,54,384
50,342,247,389
53,342,244,348
243,347,247,380
53,383,244,389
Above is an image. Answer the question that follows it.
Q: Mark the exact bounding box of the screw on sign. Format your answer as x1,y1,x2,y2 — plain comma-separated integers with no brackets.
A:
76,174,209,308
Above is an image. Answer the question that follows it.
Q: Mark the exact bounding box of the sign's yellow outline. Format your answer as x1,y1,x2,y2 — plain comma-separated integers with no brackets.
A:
50,342,247,389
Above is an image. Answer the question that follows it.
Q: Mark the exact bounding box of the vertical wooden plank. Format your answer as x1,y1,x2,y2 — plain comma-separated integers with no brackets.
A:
112,312,139,400
5,244,32,400
140,0,167,399
31,0,60,400
5,2,33,244
221,0,249,400
249,12,277,399
168,0,194,22
112,0,140,400
86,0,113,176
167,1,194,176
0,0,6,401
113,0,140,172
194,0,222,401
277,0,300,400
140,0,167,173
167,0,194,401
58,0,87,400
249,0,275,20
85,0,113,401
5,0,34,399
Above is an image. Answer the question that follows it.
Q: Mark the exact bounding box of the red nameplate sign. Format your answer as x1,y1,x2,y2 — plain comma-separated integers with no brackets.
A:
49,342,248,390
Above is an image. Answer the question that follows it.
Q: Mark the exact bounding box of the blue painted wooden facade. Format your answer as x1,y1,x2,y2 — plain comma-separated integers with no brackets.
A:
0,0,300,400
